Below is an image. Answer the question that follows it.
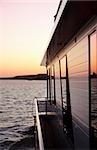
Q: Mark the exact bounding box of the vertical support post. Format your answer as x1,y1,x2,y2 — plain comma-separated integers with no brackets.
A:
53,65,56,105
46,68,48,115
49,68,51,104
34,116,38,150
88,34,91,149
59,60,63,109
66,55,70,109
65,55,74,145
35,98,44,150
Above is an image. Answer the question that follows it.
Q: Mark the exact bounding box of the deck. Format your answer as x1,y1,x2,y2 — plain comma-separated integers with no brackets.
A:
33,97,73,150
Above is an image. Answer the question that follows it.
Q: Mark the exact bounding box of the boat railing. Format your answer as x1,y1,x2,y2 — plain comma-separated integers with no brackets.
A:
34,97,46,150
33,96,58,149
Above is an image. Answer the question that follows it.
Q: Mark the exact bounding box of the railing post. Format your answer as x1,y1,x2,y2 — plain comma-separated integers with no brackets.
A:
45,97,47,116
34,116,38,150
34,98,44,150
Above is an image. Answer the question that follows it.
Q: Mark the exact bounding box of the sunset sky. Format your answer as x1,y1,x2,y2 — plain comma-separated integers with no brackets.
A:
0,0,60,77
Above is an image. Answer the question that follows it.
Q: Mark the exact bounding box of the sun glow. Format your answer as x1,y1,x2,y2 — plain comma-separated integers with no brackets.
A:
90,32,97,75
0,0,60,77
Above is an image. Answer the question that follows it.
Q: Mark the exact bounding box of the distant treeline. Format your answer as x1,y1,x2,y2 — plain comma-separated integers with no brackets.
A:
0,73,96,80
0,74,48,80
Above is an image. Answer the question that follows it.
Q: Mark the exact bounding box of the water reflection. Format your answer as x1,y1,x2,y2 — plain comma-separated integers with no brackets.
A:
55,61,61,107
90,31,97,148
91,78,97,147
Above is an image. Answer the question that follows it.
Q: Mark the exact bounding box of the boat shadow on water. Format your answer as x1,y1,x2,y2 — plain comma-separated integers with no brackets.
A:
8,126,35,150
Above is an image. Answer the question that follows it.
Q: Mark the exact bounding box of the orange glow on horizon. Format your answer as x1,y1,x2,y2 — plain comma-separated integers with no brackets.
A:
90,32,97,75
0,0,60,77
0,67,46,77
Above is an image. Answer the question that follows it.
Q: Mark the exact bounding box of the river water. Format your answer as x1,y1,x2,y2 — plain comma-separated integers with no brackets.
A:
0,79,97,149
0,80,46,150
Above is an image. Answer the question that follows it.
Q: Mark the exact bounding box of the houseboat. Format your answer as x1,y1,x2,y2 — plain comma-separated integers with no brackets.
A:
34,0,97,149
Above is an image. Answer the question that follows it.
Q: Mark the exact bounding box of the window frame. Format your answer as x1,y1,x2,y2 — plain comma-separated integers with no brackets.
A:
88,30,97,148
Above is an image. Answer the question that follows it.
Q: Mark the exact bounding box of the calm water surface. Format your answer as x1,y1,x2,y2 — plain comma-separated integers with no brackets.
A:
0,79,97,149
0,80,46,150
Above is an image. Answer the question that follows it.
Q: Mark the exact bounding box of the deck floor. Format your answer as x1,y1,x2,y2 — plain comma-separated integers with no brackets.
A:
38,101,73,150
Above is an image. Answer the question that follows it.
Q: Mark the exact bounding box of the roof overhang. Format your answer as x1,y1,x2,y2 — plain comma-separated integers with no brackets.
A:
41,0,97,66
41,0,67,66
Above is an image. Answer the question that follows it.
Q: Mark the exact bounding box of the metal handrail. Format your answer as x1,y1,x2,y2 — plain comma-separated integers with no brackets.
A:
34,97,44,150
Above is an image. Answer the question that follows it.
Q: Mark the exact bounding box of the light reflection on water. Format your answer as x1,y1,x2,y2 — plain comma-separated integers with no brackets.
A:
0,79,96,149
0,80,46,150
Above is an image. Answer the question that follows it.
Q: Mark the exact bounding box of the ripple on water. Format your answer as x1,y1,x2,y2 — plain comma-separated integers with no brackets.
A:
9,136,35,150
0,126,35,150
0,80,46,149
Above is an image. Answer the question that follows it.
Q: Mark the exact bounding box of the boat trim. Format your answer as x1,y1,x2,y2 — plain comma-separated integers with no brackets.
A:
34,97,44,150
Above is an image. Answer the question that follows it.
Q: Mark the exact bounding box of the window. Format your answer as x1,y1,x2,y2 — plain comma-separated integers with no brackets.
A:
90,31,97,149
68,36,89,126
68,36,89,148
60,56,66,109
50,65,56,104
55,61,61,107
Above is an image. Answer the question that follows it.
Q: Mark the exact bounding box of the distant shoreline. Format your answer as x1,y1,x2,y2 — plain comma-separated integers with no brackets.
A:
0,74,47,80
0,73,97,80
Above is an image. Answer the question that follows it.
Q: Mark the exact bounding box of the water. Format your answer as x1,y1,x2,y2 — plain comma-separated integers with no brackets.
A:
0,79,97,149
0,80,46,150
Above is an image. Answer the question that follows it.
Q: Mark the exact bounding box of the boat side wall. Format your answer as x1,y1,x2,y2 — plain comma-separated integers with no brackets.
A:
67,36,89,149
46,18,97,149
